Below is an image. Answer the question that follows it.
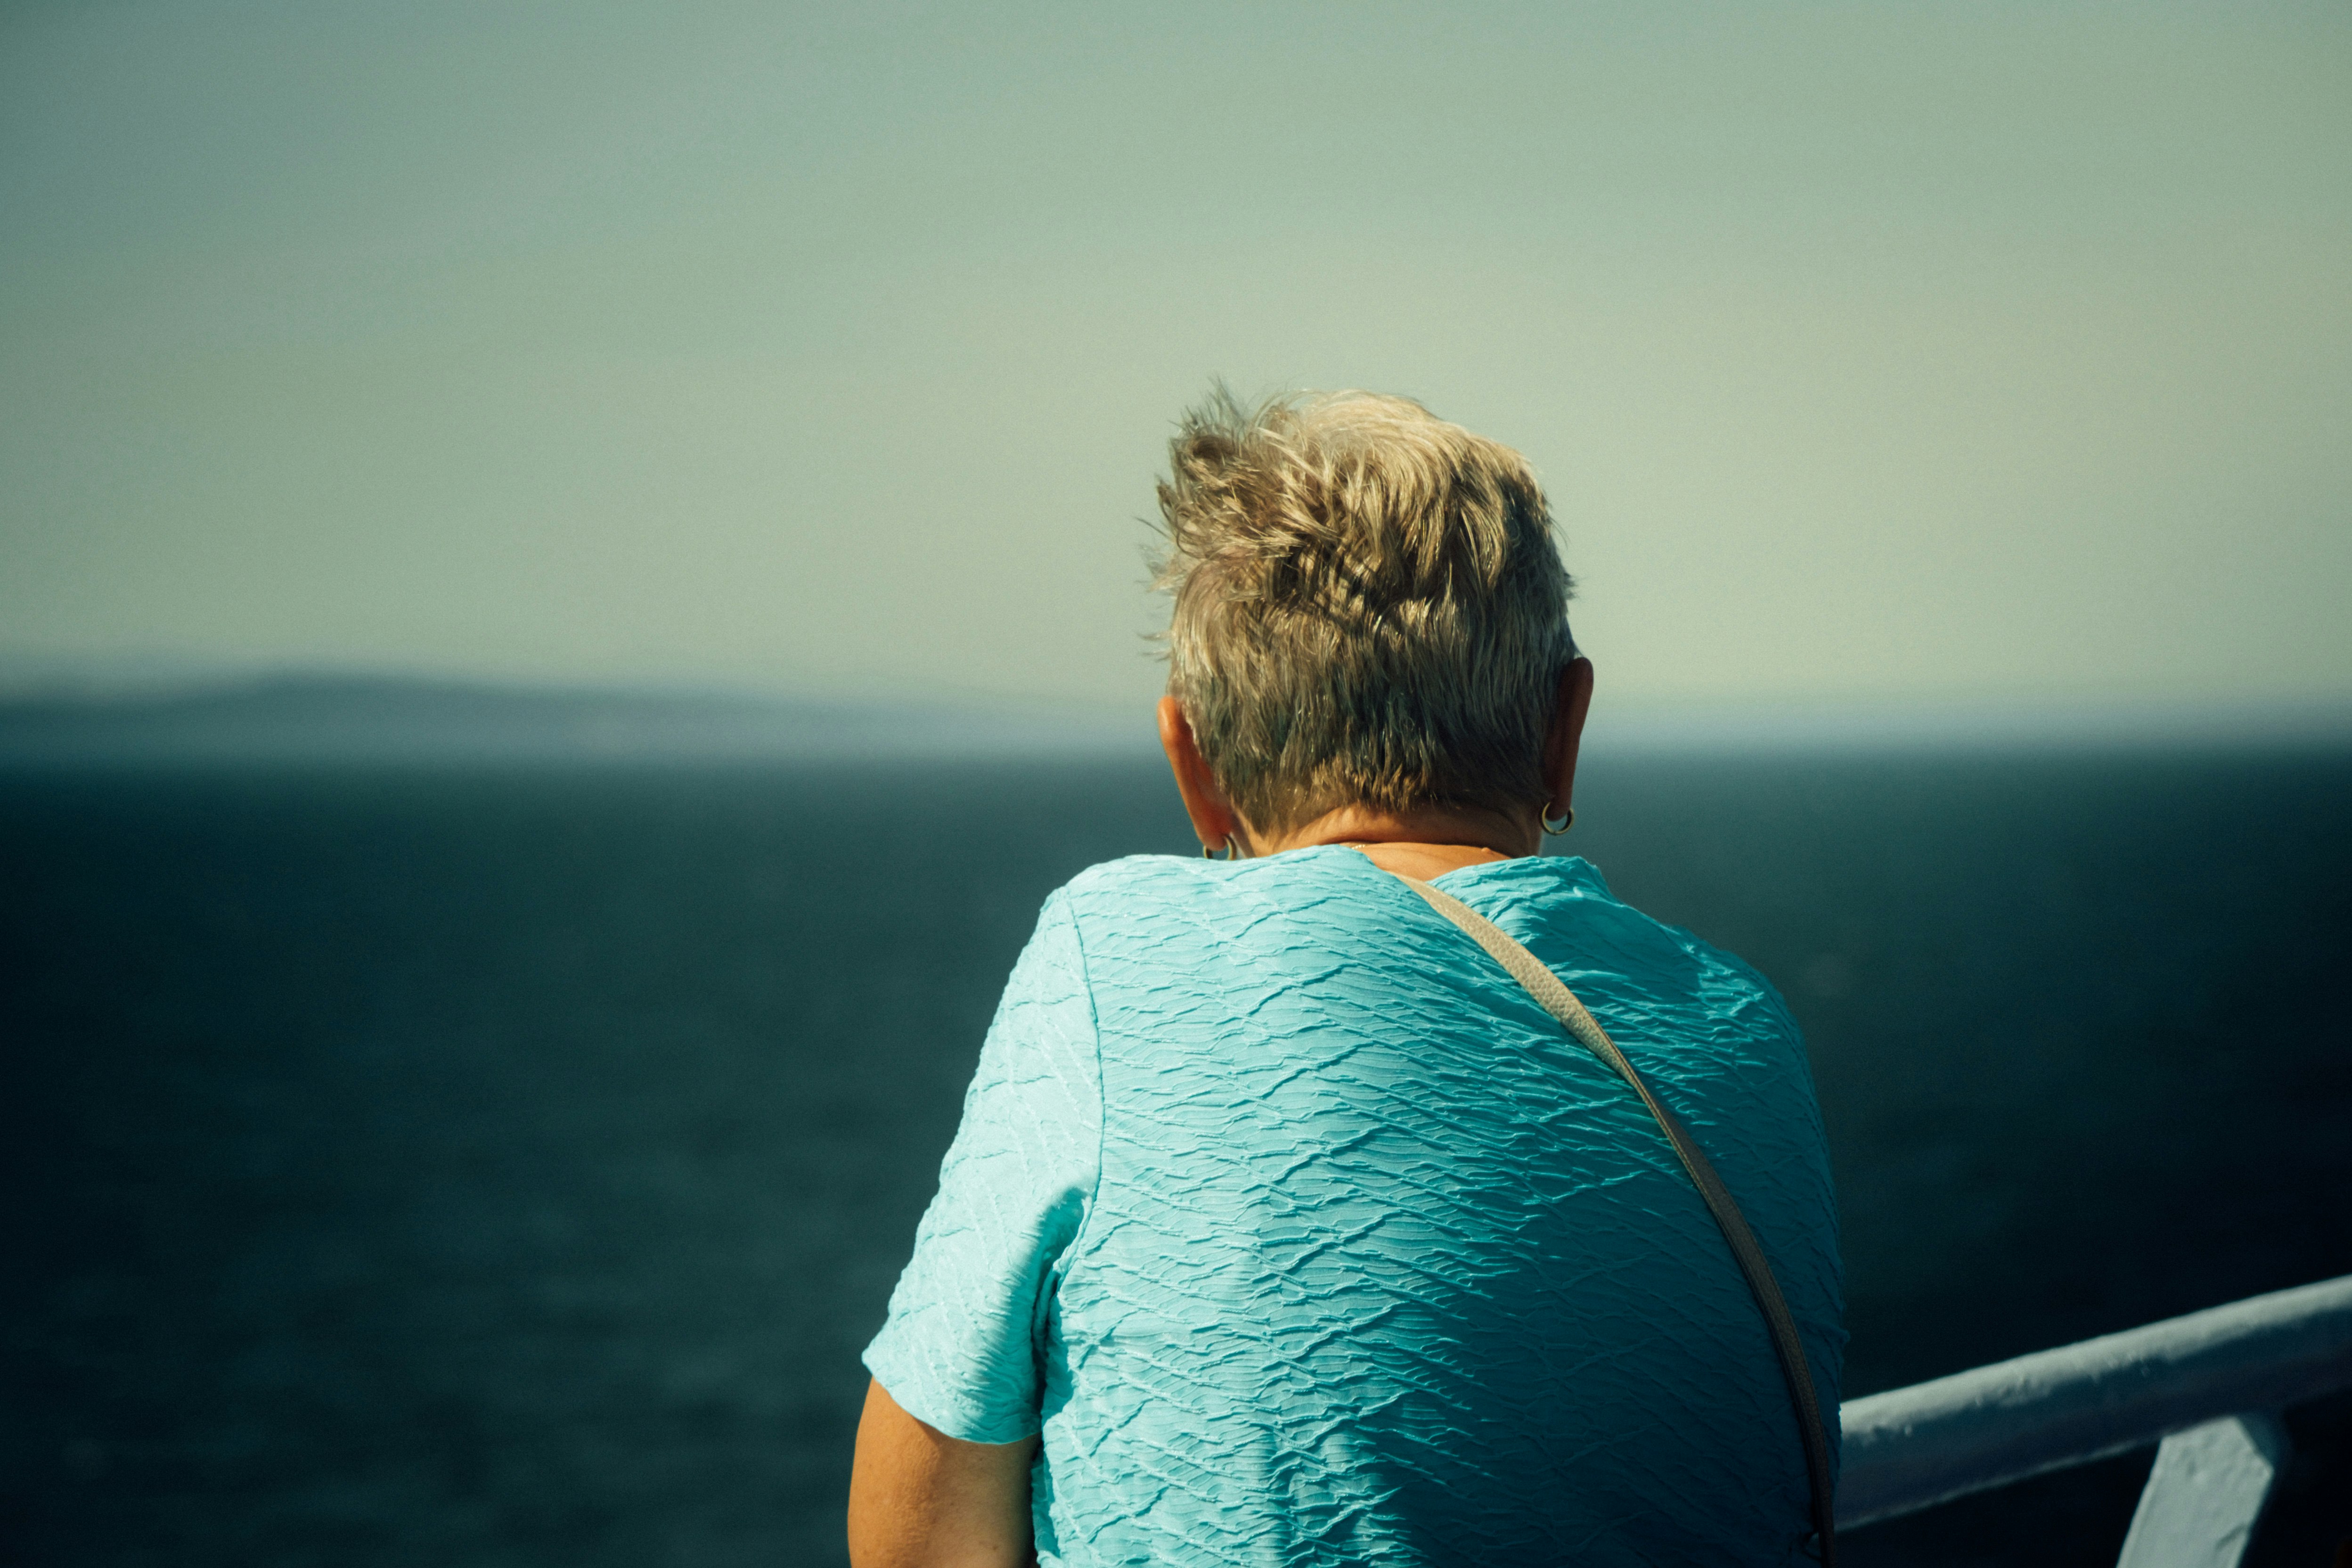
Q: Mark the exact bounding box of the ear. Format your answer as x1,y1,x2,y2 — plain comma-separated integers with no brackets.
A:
1541,658,1595,820
1159,696,1244,854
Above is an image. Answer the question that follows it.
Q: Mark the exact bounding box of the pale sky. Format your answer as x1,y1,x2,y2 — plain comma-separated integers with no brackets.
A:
4,1,2347,715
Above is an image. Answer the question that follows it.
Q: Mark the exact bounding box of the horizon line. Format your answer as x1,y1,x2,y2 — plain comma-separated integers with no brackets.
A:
0,665,2346,762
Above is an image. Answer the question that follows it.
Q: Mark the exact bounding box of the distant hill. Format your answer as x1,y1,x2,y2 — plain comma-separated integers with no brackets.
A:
0,674,1152,766
1,671,2343,767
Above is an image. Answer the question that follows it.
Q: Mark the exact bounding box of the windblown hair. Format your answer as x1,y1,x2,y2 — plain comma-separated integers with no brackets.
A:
1154,386,1576,834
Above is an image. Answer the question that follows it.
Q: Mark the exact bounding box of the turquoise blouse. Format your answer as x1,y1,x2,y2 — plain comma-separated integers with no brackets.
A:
865,847,1843,1566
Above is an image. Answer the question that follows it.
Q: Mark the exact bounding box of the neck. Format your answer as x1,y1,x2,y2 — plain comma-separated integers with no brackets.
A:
1244,802,1539,881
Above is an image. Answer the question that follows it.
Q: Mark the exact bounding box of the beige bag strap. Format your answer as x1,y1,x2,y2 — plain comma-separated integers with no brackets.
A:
1395,874,1838,1566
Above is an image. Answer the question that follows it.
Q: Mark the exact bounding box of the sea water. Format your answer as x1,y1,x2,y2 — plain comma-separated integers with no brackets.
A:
3,749,2347,1566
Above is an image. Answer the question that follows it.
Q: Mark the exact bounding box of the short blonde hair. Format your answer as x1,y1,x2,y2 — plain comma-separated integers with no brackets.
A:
1154,386,1576,834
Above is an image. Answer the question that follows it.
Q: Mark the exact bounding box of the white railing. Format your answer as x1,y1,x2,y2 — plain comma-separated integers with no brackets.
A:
1839,1274,2352,1567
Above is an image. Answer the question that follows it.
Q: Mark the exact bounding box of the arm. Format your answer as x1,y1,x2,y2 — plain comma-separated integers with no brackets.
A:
848,1378,1038,1568
854,894,1095,1566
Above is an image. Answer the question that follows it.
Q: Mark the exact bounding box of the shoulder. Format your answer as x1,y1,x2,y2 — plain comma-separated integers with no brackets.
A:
1039,851,1410,1017
1048,851,1300,936
1049,848,1422,947
1449,856,1804,1048
1043,855,1252,979
1057,852,1221,906
1006,856,1224,970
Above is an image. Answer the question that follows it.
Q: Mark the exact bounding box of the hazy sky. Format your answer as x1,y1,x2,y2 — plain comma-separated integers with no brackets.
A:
4,2,2347,714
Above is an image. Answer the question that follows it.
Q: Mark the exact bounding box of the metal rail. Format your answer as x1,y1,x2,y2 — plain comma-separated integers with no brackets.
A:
1838,1274,2352,1565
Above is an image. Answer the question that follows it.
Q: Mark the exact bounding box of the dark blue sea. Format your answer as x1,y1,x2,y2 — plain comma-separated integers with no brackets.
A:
5,748,2348,1566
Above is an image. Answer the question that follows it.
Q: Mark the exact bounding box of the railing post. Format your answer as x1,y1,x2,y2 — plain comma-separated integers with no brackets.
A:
2113,1412,2290,1568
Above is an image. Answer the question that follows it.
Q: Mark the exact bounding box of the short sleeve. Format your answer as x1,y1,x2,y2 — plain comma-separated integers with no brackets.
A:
861,890,1102,1443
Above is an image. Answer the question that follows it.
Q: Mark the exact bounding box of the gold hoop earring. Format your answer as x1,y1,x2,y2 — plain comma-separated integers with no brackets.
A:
1541,805,1576,836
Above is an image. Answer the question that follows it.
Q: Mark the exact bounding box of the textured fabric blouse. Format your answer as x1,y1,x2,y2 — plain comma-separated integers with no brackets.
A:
864,847,1844,1567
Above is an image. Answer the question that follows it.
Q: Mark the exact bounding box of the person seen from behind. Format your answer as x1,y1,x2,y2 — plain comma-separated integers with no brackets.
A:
848,387,1845,1566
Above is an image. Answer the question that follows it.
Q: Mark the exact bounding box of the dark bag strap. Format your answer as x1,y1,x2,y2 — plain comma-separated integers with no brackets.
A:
1395,874,1838,1566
